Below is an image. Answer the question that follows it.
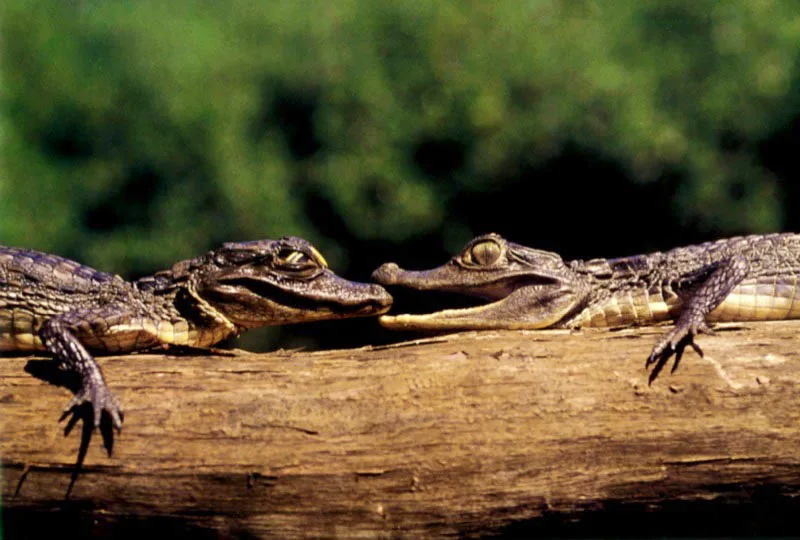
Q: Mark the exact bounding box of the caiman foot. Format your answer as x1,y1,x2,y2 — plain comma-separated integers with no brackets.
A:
646,317,712,384
63,380,124,431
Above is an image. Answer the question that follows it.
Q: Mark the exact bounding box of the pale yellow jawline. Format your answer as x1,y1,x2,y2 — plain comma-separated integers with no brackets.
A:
379,295,572,330
179,284,238,342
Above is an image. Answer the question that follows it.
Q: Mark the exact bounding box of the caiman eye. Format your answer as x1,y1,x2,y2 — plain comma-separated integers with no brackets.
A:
464,240,502,266
277,248,314,266
275,249,323,278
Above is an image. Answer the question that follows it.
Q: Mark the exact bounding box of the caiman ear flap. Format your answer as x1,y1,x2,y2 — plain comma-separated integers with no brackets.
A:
580,259,613,278
213,244,261,267
578,255,654,280
507,243,564,269
138,255,207,292
168,259,194,279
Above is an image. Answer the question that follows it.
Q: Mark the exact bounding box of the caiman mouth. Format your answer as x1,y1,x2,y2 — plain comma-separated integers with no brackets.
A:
381,287,486,314
375,288,531,330
221,277,392,315
372,261,576,330
377,294,518,330
372,262,560,293
376,279,564,330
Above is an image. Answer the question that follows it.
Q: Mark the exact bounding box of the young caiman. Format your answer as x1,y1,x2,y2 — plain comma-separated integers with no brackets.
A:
372,232,800,381
0,237,392,430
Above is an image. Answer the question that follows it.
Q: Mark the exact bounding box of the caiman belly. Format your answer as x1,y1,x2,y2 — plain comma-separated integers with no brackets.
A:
0,309,231,354
572,275,800,328
0,308,43,351
708,275,800,322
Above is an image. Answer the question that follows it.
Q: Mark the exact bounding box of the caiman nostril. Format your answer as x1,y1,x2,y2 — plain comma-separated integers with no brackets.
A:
371,262,400,285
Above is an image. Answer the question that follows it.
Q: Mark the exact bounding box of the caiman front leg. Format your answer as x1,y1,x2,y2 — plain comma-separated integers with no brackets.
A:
646,256,749,383
39,315,124,430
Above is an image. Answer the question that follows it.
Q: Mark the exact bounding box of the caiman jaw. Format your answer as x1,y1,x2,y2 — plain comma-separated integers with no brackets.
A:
371,234,584,331
377,289,577,330
373,261,577,330
204,271,393,327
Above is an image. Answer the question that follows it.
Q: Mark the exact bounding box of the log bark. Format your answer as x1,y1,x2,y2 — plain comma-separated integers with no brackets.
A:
3,321,800,538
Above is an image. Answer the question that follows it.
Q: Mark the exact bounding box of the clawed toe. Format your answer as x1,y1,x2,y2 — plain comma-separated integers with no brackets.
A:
646,323,707,383
63,385,124,431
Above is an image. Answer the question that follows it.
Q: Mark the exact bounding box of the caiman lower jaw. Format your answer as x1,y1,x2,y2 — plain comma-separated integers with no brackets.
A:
379,311,538,331
352,301,392,317
283,292,392,322
378,286,580,331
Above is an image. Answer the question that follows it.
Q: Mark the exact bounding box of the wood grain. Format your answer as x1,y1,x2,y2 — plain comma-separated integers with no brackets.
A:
3,322,800,537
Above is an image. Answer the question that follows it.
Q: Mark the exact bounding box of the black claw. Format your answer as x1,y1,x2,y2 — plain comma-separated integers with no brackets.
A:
62,407,82,436
646,347,662,368
646,327,707,383
112,411,124,433
647,349,671,385
671,342,686,374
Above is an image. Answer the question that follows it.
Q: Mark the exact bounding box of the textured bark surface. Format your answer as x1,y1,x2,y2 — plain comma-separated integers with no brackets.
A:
3,322,800,538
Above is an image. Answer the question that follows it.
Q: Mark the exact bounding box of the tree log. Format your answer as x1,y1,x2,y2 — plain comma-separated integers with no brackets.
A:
3,322,800,538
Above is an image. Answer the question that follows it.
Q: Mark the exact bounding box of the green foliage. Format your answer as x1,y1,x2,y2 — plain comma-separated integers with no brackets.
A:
3,0,800,278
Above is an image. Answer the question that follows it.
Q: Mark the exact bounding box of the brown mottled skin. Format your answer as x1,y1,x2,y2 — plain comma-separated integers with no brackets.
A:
0,238,392,430
373,233,800,381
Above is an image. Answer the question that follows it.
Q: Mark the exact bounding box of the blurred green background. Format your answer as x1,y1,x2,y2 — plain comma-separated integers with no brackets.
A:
4,0,800,350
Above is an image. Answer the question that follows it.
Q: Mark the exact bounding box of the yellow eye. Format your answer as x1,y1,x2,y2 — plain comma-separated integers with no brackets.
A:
465,240,502,266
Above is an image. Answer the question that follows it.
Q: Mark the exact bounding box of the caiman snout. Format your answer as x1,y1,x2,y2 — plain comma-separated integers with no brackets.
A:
368,283,394,309
372,262,452,291
372,262,401,285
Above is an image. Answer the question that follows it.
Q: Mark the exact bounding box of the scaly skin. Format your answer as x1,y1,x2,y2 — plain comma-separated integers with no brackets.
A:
372,233,800,381
0,238,392,429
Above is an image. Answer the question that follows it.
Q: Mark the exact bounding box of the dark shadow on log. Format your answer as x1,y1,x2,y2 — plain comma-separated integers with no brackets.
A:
496,487,800,538
2,507,238,540
5,492,800,539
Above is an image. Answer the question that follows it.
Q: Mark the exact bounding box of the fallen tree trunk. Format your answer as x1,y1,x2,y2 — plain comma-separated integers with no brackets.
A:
3,322,800,538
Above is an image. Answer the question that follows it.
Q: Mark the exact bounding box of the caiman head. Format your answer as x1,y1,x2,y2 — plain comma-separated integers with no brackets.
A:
165,237,392,328
372,233,588,330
